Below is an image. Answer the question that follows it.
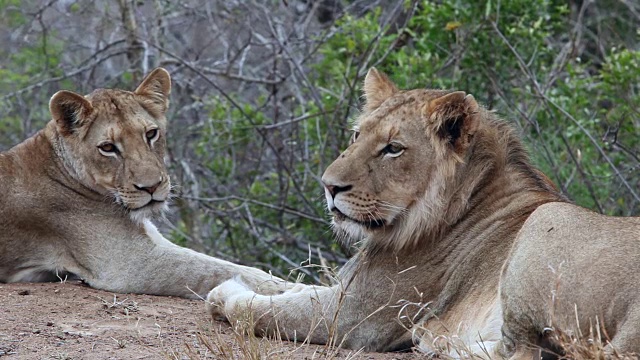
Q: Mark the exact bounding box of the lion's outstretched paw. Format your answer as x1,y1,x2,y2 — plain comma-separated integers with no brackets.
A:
206,295,227,321
206,278,252,321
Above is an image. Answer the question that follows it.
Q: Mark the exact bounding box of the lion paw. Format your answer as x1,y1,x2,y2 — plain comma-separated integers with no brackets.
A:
206,278,252,321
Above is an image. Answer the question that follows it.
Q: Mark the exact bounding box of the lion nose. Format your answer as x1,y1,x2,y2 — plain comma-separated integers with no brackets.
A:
323,183,352,198
135,179,162,195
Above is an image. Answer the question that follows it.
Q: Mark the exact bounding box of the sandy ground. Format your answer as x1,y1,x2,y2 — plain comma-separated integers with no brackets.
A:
0,281,423,360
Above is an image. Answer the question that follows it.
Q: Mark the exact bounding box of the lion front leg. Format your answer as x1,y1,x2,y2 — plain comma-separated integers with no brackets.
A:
78,221,292,299
206,278,413,351
91,244,291,299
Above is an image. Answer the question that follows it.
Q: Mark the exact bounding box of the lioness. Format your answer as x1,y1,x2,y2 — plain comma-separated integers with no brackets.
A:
0,68,285,298
207,68,567,354
500,202,640,359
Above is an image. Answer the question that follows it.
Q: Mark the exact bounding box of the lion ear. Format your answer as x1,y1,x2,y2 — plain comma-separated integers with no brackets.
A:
423,91,480,157
135,67,171,114
49,90,94,136
363,67,398,112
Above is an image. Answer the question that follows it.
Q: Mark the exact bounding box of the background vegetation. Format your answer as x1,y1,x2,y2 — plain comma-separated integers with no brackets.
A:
1,0,638,281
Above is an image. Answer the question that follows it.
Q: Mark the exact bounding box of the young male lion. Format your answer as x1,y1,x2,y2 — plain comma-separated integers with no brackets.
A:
207,68,568,355
0,68,286,299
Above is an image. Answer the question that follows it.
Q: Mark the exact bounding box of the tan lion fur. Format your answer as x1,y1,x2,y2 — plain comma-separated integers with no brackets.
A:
0,68,288,298
207,68,567,354
499,202,640,359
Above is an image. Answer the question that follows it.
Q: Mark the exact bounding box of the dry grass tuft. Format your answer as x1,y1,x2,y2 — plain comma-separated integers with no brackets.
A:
95,294,139,315
542,326,638,360
180,320,366,360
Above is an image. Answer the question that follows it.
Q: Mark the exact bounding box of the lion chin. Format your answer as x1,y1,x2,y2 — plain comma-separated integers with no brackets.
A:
127,200,169,224
330,208,390,248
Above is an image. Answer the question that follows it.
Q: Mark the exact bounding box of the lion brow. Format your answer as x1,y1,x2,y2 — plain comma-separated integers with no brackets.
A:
369,96,416,121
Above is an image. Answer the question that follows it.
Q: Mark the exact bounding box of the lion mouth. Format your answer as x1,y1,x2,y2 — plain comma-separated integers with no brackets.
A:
146,199,166,206
126,199,168,223
128,199,166,212
331,208,386,229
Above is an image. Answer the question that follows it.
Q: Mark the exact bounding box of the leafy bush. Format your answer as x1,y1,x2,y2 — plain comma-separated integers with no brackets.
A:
0,1,637,278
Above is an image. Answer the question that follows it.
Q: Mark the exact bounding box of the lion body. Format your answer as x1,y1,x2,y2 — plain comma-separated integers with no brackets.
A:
0,69,285,298
500,202,640,358
207,68,566,355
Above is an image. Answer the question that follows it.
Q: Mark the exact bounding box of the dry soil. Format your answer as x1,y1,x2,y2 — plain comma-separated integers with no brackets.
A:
0,281,423,360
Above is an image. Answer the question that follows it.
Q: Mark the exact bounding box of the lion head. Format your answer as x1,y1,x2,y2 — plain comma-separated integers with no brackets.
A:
48,68,172,223
322,68,481,251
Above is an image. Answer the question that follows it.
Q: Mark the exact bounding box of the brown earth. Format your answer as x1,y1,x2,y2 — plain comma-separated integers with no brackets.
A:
0,281,423,360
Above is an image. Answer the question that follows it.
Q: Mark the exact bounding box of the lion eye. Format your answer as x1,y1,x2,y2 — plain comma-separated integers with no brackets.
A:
99,143,115,152
98,143,118,154
145,128,159,142
381,143,405,157
350,131,360,144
